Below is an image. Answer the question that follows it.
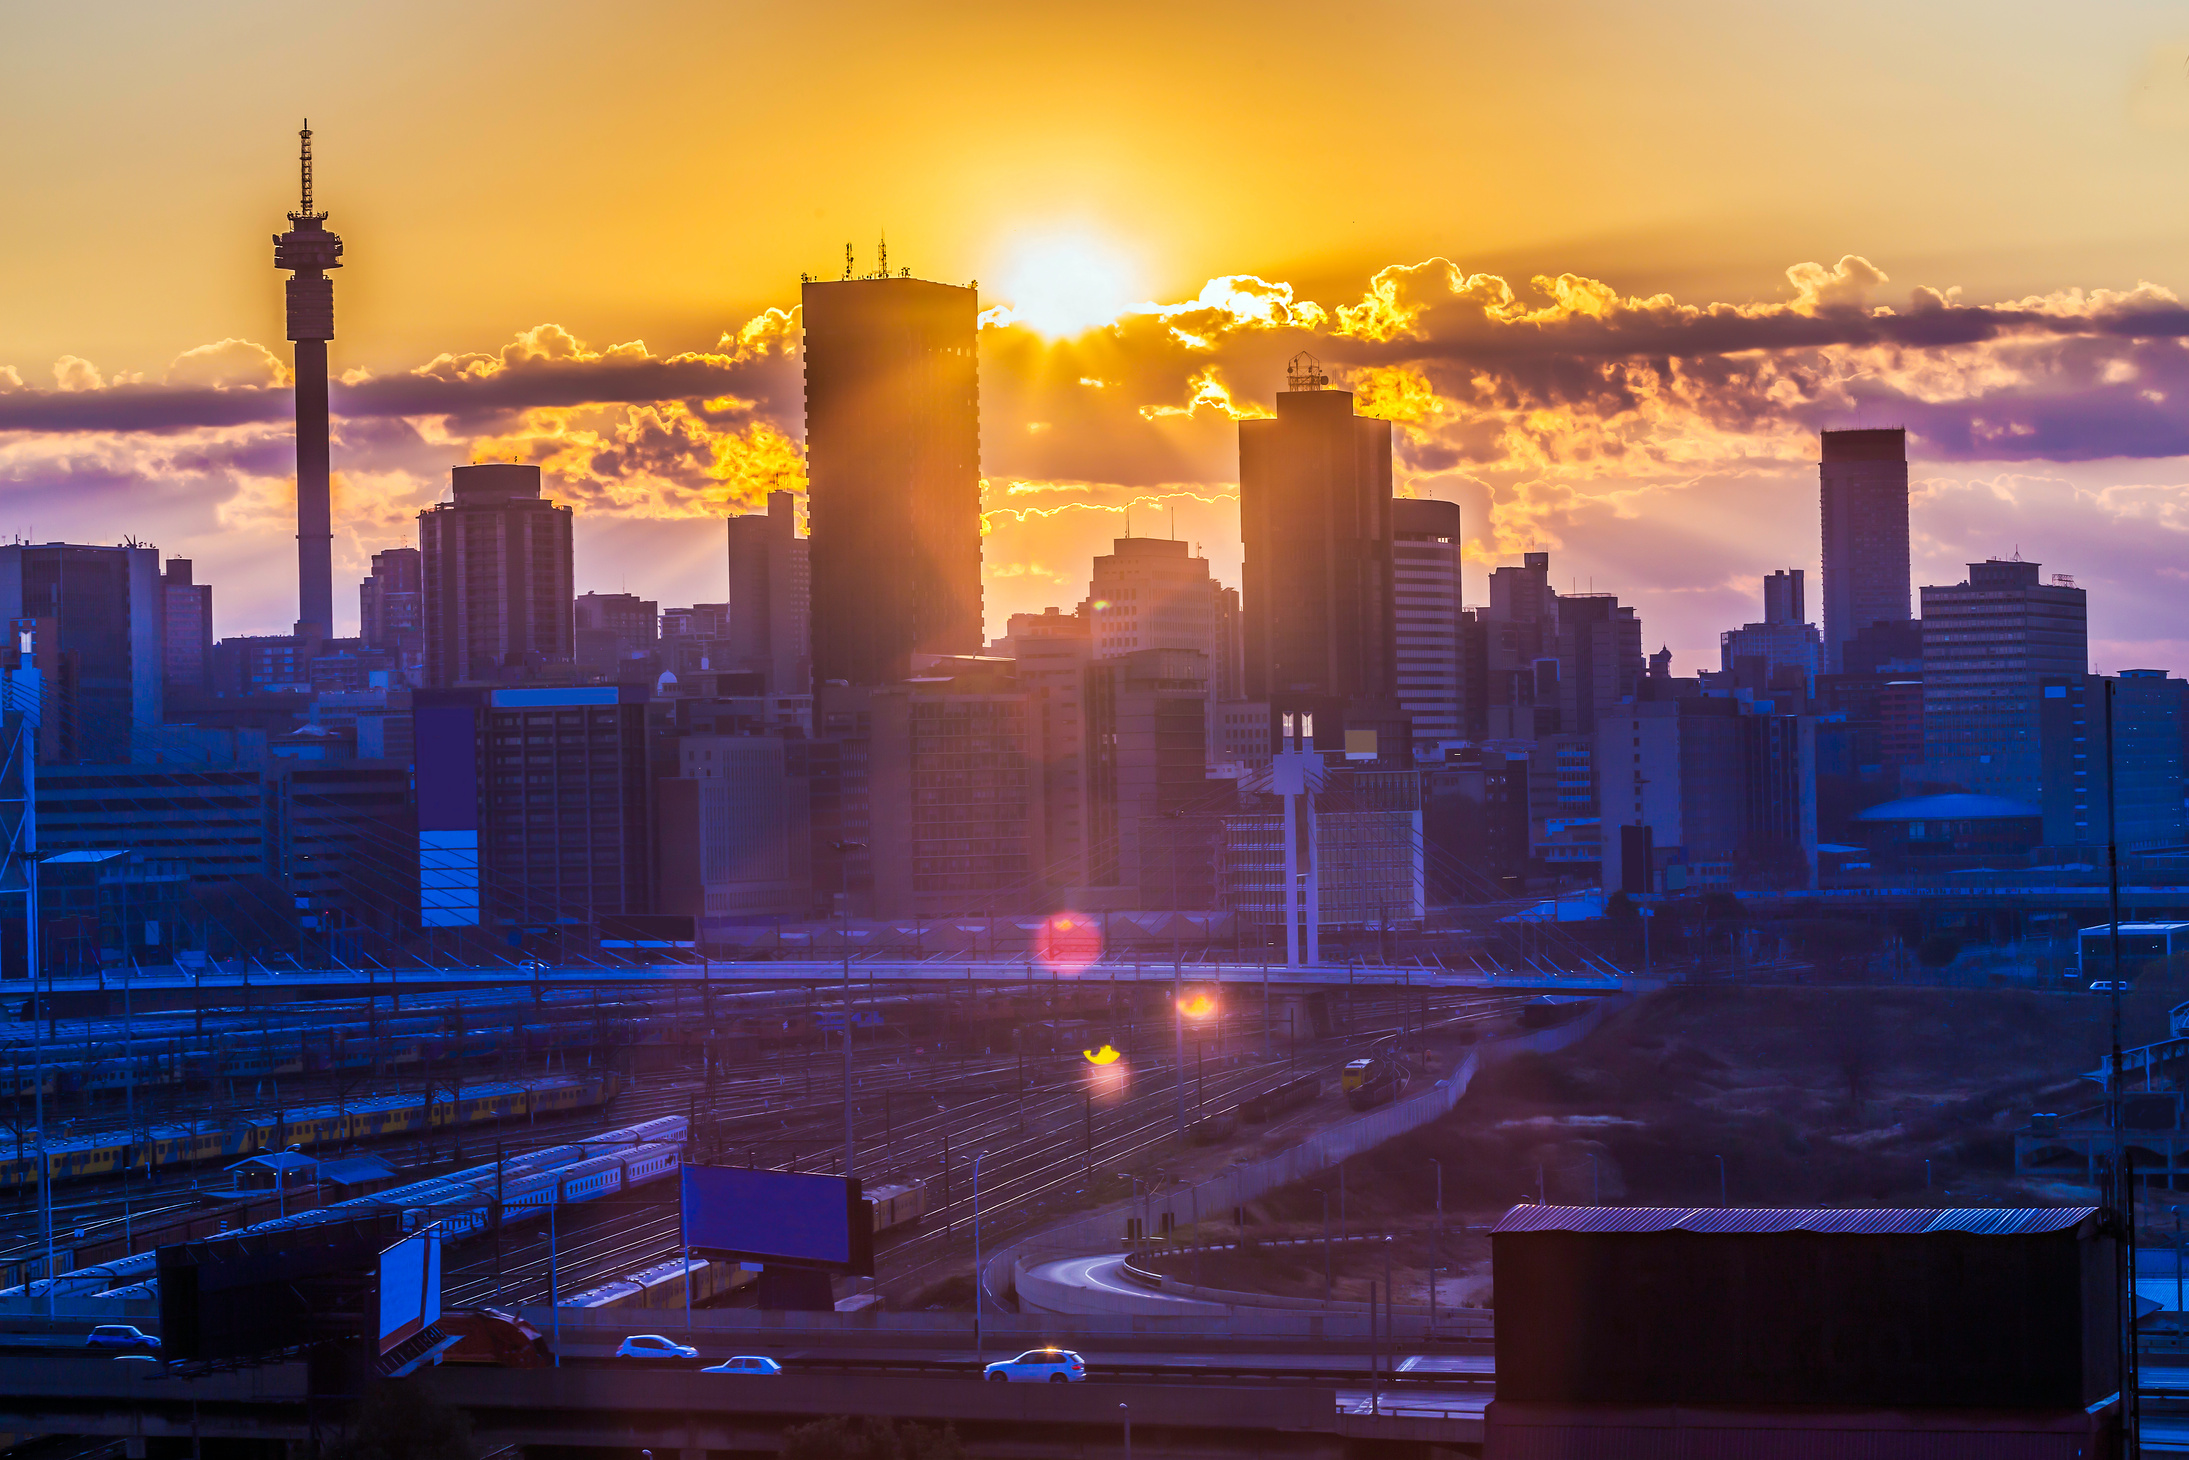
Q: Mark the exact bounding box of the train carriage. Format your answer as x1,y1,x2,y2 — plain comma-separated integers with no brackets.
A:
0,1072,621,1192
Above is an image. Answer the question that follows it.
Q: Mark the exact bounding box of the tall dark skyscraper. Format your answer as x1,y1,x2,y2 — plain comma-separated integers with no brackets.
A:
803,264,981,685
1239,354,1397,746
272,123,342,641
1820,427,1909,673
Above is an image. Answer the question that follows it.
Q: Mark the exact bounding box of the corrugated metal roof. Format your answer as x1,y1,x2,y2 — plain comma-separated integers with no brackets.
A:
1490,1204,2099,1236
316,1155,395,1183
225,1152,318,1173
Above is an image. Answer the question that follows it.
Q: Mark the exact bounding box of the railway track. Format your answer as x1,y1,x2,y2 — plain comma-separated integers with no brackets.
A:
438,989,1527,1310
2,984,1527,1308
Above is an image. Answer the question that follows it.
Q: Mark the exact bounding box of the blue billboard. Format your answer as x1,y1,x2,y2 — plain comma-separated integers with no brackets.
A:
681,1165,871,1275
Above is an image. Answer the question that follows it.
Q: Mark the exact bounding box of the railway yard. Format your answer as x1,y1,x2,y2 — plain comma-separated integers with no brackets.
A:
0,969,1538,1317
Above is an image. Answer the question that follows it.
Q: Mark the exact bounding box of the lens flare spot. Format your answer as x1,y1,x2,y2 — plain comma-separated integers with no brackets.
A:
1038,909,1103,975
1177,993,1217,1019
1083,1043,1122,1066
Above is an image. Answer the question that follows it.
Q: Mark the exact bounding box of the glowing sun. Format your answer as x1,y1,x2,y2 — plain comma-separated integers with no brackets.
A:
997,233,1138,337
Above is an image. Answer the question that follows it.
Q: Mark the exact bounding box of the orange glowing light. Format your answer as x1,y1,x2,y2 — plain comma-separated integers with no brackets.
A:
1038,909,1103,975
1177,994,1216,1019
1082,1043,1123,1066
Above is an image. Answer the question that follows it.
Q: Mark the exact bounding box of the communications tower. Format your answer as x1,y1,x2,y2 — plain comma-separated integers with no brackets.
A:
272,122,342,640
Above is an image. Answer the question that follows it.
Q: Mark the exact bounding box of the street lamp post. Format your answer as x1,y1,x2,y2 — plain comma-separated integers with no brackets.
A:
1430,1158,1443,1332
1173,971,1185,1138
547,1199,561,1366
842,954,855,1180
972,1150,989,1361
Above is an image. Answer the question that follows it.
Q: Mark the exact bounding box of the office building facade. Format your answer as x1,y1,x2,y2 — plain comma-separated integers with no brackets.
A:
1391,496,1464,747
573,591,659,673
418,464,575,687
1482,552,1559,737
998,608,1093,894
359,547,421,655
803,275,982,684
1820,428,1911,672
1238,358,1398,751
658,734,812,920
1088,536,1221,665
413,684,654,933
0,543,162,763
851,668,1044,917
724,490,810,693
1083,648,1214,907
1920,559,2086,806
161,558,213,701
2038,671,2187,851
1720,567,1823,692
1599,697,1818,892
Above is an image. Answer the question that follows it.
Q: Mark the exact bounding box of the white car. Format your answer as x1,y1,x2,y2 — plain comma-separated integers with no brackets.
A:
702,1355,784,1375
984,1347,1086,1383
86,1326,159,1351
614,1334,698,1360
2090,981,2132,995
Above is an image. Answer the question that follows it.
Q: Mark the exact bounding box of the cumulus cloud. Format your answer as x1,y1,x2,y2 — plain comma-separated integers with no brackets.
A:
52,356,104,392
165,338,287,390
11,262,2189,662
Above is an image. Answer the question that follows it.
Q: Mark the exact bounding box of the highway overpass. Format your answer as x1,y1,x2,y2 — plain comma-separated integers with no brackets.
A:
24,956,1632,1002
0,1353,1482,1459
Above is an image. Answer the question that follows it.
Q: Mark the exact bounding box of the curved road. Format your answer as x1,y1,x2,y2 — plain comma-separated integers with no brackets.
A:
1021,1253,1227,1315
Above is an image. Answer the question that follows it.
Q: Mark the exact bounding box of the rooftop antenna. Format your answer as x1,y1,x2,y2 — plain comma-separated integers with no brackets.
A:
1170,504,1176,540
843,243,853,282
877,232,888,278
1286,351,1329,392
298,120,315,218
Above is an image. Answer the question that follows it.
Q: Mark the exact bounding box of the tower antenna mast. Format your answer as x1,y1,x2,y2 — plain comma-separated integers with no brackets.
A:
273,120,342,640
298,120,315,217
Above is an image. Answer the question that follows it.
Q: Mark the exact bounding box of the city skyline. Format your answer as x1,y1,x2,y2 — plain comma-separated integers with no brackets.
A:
10,9,2189,679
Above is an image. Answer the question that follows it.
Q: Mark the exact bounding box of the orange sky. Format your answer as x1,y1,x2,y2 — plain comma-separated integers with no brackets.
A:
7,1,2189,670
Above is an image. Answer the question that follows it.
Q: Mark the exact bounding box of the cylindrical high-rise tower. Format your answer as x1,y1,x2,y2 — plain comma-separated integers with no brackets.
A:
273,122,342,641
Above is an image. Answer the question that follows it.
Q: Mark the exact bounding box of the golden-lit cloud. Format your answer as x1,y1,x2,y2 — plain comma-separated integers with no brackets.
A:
1137,367,1271,422
165,338,287,390
13,261,2189,669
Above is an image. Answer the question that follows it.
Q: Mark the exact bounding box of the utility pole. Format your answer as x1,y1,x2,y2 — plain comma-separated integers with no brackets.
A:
972,1151,989,1361
842,953,855,1180
2104,677,2139,1457
1173,964,1185,1139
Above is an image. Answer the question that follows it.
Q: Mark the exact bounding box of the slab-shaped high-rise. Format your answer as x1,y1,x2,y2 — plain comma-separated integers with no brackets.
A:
1820,427,1910,673
1391,497,1464,745
803,267,981,686
272,123,341,641
1920,558,2086,806
1238,355,1398,753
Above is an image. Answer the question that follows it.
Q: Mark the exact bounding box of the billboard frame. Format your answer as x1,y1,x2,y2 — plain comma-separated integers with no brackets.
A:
680,1165,871,1276
375,1226,443,1356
